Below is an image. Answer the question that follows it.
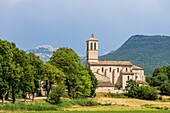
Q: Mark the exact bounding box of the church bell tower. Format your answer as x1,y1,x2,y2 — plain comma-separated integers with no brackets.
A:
86,34,98,66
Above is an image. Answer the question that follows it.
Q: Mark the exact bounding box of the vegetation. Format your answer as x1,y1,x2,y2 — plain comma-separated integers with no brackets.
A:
0,39,98,106
126,80,158,100
100,35,170,75
148,66,170,96
49,48,98,98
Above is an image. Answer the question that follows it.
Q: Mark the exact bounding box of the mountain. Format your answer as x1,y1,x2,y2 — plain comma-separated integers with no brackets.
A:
26,45,57,62
100,35,170,75
26,45,86,63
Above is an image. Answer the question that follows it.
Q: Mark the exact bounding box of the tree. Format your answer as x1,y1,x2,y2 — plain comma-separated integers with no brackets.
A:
87,68,98,97
160,82,170,95
125,80,139,98
0,39,15,104
27,53,44,101
50,85,66,103
42,63,65,100
49,48,95,98
125,80,158,100
150,73,168,87
138,85,158,100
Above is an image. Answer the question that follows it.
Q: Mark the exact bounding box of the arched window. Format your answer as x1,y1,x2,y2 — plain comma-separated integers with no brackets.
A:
126,68,128,72
94,43,96,50
110,67,111,72
90,42,93,50
117,68,119,73
128,76,130,80
102,67,104,73
87,42,89,50
135,76,138,79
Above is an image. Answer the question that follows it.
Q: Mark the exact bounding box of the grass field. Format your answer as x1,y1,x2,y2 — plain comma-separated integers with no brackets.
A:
0,96,170,113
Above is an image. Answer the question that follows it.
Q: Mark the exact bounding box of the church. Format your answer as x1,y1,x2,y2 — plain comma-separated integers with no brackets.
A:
86,34,146,92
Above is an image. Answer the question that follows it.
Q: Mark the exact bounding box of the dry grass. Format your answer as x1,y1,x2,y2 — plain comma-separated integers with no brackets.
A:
65,96,170,111
92,97,170,107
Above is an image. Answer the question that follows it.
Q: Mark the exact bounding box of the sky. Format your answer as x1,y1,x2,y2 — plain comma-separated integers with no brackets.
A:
0,0,170,55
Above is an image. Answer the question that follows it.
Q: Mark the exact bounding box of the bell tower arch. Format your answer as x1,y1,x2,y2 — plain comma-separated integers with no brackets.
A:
86,34,98,66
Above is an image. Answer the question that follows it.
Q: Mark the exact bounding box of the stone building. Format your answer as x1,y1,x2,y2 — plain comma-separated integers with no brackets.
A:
86,34,146,92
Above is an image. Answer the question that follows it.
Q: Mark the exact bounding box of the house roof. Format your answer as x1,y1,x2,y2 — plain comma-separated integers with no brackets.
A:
98,81,114,87
132,65,144,70
137,80,147,84
89,61,133,66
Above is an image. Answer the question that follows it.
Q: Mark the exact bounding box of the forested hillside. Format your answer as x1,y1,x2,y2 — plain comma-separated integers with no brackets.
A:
100,35,170,75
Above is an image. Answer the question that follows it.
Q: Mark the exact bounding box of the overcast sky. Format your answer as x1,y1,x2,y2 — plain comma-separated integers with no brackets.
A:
0,0,170,55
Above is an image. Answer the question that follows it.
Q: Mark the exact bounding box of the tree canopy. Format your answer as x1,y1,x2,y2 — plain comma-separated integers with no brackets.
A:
49,47,98,98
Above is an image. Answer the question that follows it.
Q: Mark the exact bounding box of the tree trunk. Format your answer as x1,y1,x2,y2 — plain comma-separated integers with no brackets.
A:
32,92,35,102
5,92,9,100
2,94,5,105
46,80,50,101
12,87,16,103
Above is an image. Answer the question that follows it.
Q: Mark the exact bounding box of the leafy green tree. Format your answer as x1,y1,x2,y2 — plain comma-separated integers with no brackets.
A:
87,68,98,97
160,82,170,95
0,40,25,103
50,84,66,103
42,63,65,100
126,80,158,100
0,40,15,104
125,80,139,98
20,60,35,101
27,53,44,101
138,85,158,100
150,73,168,87
49,48,95,98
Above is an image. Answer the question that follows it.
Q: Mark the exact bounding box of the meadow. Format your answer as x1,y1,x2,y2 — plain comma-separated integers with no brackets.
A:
0,96,170,113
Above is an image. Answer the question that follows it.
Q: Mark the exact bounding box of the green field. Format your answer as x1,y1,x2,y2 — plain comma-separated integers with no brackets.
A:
1,97,170,113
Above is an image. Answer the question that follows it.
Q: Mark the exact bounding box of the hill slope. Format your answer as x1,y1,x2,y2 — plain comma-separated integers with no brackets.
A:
100,35,170,75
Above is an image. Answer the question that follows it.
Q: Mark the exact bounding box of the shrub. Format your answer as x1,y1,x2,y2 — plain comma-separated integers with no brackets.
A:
126,80,158,100
50,85,67,103
71,98,99,106
138,85,158,100
160,82,170,95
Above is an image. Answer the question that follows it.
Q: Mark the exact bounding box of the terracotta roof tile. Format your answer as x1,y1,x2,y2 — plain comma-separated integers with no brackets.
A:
132,65,143,70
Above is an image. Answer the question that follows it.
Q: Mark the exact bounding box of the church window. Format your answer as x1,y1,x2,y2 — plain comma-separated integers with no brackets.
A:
126,68,128,72
110,67,111,72
87,42,89,50
102,67,104,72
91,42,93,50
94,43,96,50
136,76,138,79
117,68,119,73
128,76,130,80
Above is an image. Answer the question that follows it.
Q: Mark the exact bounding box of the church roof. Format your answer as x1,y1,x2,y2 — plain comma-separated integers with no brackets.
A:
89,61,133,66
86,34,98,41
98,81,114,87
132,65,143,70
93,72,110,81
